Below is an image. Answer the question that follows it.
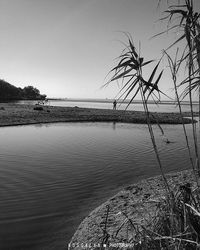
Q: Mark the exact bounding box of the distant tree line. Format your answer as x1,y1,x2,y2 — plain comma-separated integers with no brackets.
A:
0,79,46,101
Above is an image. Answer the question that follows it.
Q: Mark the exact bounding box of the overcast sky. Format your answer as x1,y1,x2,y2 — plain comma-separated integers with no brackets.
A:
0,0,199,99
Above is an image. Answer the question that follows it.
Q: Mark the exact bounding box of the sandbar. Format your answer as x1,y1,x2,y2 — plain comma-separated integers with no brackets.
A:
0,103,195,127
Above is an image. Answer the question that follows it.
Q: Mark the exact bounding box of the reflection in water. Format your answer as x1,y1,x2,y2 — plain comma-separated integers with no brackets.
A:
112,121,116,130
0,122,196,249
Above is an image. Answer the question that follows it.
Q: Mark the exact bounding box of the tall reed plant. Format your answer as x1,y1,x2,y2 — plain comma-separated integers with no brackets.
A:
105,35,172,196
159,0,200,177
104,0,200,248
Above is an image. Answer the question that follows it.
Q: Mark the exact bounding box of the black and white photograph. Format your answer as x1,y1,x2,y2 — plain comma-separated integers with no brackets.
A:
0,0,200,249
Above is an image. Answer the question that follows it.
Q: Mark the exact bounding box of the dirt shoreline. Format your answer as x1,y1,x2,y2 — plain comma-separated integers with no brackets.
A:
0,103,195,127
69,169,196,248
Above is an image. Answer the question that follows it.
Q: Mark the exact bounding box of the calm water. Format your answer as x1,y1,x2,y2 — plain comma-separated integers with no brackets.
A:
0,121,197,249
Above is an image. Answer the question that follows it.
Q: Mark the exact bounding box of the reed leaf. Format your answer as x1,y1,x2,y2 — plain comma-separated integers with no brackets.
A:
147,62,160,84
141,60,155,67
110,68,133,82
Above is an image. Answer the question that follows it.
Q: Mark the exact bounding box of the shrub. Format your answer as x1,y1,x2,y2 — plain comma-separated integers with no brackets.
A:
33,106,43,111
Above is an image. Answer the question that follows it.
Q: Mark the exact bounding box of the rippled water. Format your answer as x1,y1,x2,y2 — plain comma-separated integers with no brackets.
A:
0,122,196,249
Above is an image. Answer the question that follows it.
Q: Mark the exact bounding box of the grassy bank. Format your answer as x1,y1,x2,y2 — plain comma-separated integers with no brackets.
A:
0,103,194,127
69,169,196,248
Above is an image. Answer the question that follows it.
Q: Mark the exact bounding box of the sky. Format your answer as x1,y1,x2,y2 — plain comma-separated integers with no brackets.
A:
0,0,200,99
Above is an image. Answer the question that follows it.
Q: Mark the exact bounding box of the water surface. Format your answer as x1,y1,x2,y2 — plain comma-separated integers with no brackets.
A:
0,122,196,249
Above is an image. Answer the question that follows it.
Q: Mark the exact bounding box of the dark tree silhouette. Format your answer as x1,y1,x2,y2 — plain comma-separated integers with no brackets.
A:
0,79,46,101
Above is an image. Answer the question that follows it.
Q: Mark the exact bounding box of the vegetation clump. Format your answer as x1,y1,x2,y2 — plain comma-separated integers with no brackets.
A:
33,106,44,111
0,79,46,101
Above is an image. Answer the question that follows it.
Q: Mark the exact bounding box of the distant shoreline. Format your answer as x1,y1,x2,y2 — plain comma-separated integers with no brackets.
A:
48,98,199,105
0,103,195,127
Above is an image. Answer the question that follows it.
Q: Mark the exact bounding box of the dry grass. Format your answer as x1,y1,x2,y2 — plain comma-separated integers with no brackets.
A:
70,170,199,249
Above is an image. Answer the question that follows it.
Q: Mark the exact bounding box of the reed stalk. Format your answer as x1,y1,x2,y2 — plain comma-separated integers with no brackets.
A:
160,0,200,177
164,50,196,179
106,36,172,197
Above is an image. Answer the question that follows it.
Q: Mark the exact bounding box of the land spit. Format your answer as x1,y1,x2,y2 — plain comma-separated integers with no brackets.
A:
0,103,195,126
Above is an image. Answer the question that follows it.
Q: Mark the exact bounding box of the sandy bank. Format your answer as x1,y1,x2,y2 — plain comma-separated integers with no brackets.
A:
0,103,194,127
69,169,196,248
